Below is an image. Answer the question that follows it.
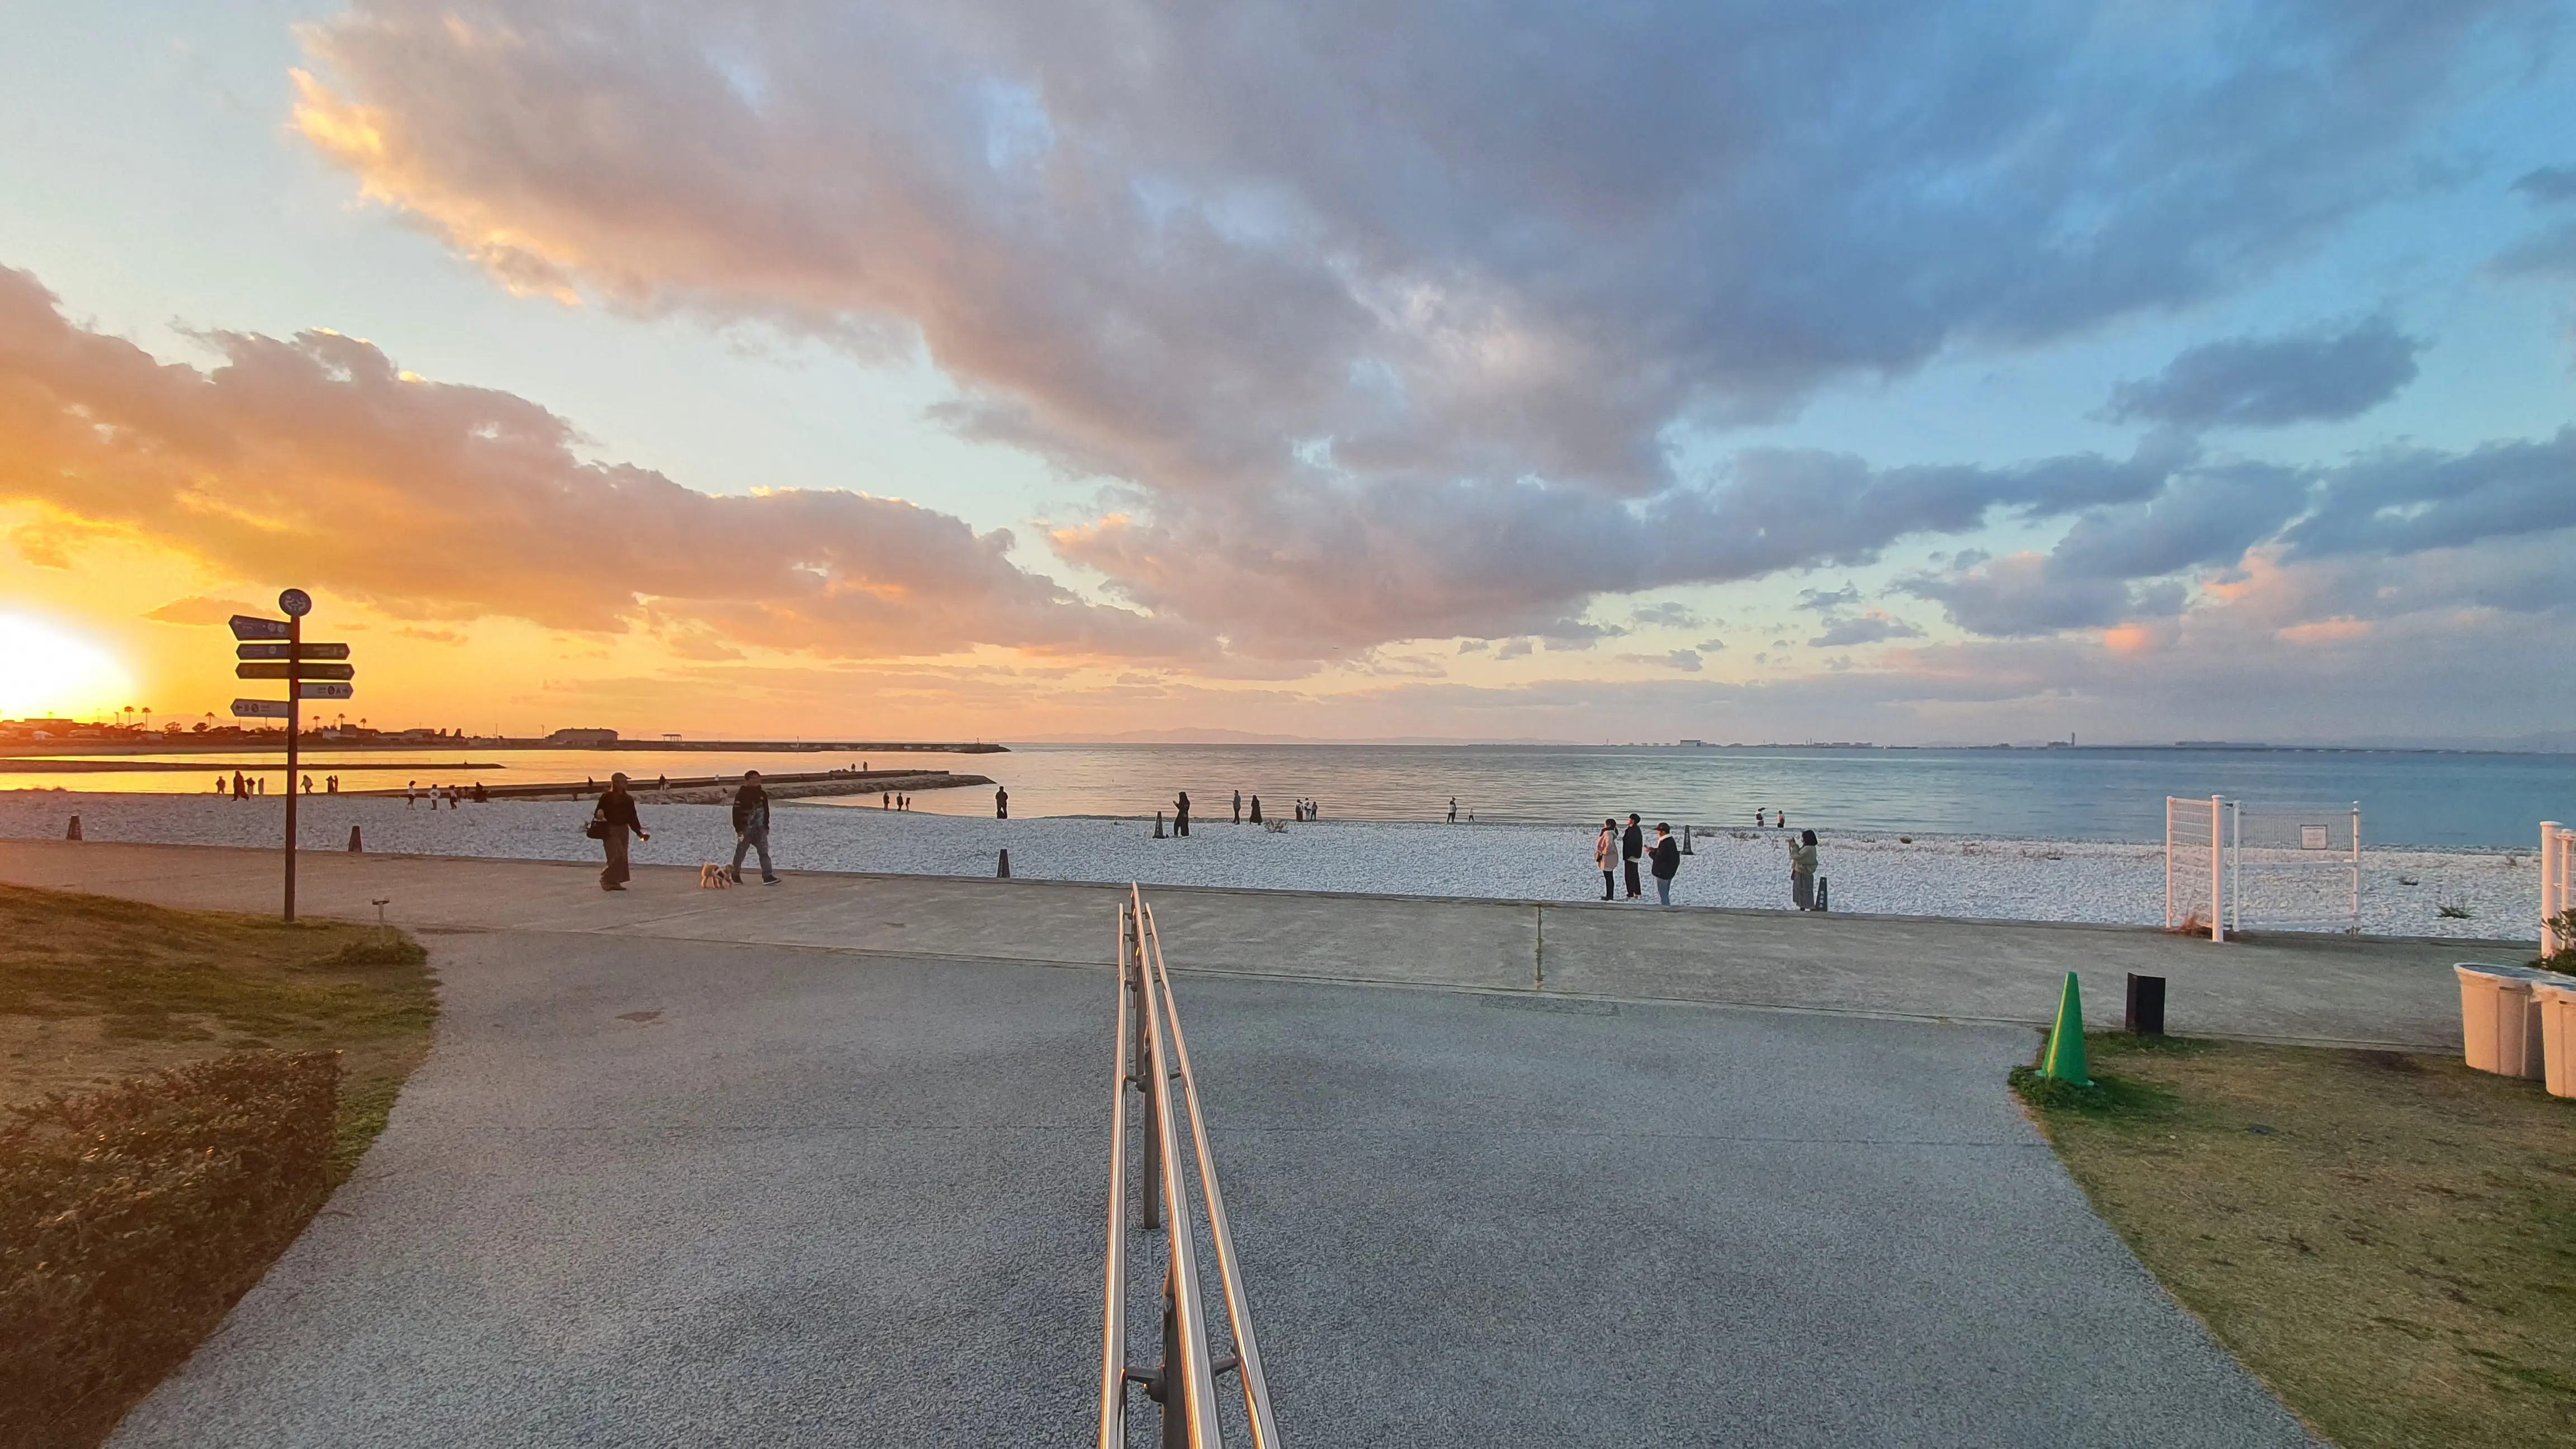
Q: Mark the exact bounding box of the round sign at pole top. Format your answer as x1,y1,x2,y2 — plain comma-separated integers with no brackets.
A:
278,588,312,618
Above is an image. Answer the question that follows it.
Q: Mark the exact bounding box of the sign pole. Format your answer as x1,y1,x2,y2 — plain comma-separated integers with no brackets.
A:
285,609,300,923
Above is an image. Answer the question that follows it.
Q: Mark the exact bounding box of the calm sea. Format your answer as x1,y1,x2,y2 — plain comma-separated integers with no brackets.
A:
13,742,2575,849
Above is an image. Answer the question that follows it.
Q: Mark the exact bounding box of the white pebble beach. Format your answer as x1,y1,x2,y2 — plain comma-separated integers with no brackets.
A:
3,788,2541,942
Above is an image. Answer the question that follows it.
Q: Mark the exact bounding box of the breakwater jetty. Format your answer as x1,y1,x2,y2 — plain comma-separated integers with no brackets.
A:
341,766,993,804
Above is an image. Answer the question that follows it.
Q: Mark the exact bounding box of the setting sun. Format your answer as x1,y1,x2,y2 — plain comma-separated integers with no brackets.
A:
0,613,135,719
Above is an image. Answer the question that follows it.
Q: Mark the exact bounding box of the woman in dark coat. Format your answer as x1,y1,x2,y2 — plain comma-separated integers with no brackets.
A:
593,773,650,891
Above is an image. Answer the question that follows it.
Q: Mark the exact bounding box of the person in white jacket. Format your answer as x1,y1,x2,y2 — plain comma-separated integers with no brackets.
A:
1593,818,1618,901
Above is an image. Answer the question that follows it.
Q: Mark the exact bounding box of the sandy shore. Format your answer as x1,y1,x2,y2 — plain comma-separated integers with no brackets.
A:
0,790,2541,941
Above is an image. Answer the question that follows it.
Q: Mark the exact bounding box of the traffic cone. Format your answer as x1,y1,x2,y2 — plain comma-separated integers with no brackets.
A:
65,815,81,841
348,825,364,853
997,849,1011,879
2040,971,2091,1087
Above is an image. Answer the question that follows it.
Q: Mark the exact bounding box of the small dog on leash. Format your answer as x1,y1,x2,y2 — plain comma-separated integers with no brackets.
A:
698,864,733,889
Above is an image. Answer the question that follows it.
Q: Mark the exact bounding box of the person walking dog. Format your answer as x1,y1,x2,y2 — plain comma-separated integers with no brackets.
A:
731,771,778,885
1594,818,1618,900
1650,823,1682,906
590,773,649,891
1621,813,1645,900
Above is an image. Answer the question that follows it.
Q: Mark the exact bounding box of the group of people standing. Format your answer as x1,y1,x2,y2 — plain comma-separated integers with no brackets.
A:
1590,814,1826,910
1594,815,1685,905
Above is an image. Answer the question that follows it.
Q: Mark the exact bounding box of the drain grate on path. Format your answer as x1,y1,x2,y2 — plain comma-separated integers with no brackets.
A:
1481,993,1618,1015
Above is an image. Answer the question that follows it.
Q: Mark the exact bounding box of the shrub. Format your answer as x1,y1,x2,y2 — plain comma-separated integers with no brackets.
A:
2535,909,2576,974
0,1052,339,1449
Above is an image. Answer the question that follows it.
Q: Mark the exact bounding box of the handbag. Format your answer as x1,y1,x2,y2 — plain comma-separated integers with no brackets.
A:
584,804,608,841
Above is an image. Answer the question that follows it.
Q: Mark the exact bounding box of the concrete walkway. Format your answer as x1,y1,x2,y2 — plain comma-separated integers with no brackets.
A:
0,839,2490,1046
89,918,2311,1446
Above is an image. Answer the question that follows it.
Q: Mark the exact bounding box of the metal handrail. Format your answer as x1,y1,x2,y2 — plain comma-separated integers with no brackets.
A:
1099,903,1135,1447
1101,886,1282,1449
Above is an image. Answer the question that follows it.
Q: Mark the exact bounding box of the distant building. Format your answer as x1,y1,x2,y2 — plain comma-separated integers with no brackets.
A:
546,727,621,747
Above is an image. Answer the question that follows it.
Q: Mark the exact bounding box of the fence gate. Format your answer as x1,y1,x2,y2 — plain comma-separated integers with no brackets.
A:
2545,822,2575,956
2165,795,2224,941
2170,798,2363,940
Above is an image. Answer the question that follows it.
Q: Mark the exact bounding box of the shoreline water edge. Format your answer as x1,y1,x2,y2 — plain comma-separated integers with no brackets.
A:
1,790,2544,942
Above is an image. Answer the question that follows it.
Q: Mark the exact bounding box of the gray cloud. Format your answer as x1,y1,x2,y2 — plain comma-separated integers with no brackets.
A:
1053,438,2185,651
1807,613,1925,648
1618,648,1704,672
2511,165,2576,202
1900,462,2310,635
2285,427,2576,558
291,0,2545,654
2103,319,2421,429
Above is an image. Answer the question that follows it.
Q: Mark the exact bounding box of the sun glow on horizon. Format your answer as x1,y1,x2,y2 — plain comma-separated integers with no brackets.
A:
0,613,136,719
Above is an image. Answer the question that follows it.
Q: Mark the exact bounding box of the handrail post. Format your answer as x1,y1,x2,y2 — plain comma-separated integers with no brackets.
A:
1160,1265,1187,1449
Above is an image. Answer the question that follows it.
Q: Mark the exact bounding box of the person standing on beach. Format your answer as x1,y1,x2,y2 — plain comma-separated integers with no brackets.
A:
1233,790,1242,825
731,771,778,885
1594,819,1618,900
1754,807,1764,827
1650,823,1682,906
1448,797,1459,824
1174,790,1192,837
406,780,417,808
1621,814,1645,899
592,773,649,892
996,785,1009,820
1249,794,1263,825
1791,829,1820,911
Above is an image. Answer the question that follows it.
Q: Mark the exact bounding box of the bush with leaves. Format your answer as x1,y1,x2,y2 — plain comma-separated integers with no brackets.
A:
0,1052,338,1449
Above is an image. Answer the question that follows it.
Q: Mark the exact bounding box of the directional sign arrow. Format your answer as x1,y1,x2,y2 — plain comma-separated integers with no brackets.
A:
293,682,354,700
236,662,356,681
237,642,352,661
231,699,293,719
229,614,293,641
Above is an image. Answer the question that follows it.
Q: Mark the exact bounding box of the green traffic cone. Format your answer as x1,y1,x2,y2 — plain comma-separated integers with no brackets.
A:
2041,971,2091,1087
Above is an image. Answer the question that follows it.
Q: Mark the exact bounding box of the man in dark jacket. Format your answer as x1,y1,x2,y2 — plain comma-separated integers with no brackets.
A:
1621,814,1645,899
594,773,650,891
1649,823,1682,906
731,771,778,885
995,785,1009,820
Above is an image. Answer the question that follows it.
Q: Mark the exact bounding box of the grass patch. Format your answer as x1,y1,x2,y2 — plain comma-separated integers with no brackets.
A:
2016,1031,2576,1449
0,884,438,1449
0,883,437,1176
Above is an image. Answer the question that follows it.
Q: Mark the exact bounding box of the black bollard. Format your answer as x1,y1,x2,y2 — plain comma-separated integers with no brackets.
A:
2125,973,2167,1036
65,815,81,841
348,825,364,853
1682,825,1694,855
997,849,1011,879
1153,811,1166,839
1816,875,1829,912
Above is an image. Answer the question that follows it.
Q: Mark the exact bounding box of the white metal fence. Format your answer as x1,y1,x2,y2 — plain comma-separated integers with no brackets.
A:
2165,795,2224,941
2546,822,2575,956
2167,797,2362,940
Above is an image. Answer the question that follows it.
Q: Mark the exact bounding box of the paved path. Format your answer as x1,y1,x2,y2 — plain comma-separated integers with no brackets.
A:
0,840,2488,1045
92,926,2310,1447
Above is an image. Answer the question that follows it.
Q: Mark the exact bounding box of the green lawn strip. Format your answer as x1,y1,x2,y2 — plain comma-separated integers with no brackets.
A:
0,882,441,1449
2014,1033,2576,1449
0,882,438,1176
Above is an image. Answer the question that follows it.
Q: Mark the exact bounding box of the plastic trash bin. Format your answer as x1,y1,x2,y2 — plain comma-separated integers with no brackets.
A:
2535,978,2576,1100
2455,963,2551,1079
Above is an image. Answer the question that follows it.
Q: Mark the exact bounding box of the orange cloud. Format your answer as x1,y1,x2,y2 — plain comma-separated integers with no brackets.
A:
0,266,1199,664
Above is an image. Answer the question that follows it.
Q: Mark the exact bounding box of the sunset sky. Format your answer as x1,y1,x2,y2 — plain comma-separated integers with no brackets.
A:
3,1,2573,743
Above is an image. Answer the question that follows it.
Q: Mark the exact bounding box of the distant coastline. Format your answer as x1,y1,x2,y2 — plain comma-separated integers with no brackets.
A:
0,737,1008,757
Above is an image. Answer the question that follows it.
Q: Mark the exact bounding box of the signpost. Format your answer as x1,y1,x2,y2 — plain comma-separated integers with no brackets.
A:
228,589,352,922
